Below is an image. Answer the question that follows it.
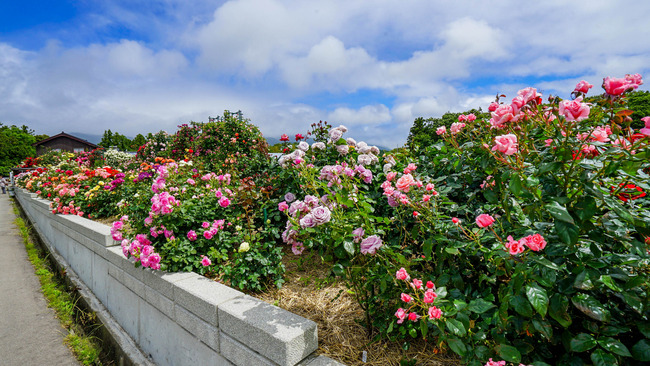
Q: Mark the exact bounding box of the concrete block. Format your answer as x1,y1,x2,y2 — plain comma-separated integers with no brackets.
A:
139,300,233,366
143,270,196,300
174,305,220,352
52,213,113,246
218,295,318,366
122,271,146,299
66,235,94,287
91,252,110,305
105,273,140,343
144,285,174,318
220,332,276,366
173,275,243,327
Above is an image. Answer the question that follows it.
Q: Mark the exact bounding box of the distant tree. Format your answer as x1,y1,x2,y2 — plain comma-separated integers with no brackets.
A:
0,124,37,175
131,134,146,151
627,90,650,128
99,129,114,148
406,108,488,155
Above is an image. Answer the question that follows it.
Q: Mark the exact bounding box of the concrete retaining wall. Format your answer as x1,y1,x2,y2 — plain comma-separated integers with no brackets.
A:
15,188,343,366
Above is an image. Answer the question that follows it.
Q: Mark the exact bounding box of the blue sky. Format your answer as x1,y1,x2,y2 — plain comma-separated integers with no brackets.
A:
1,0,650,148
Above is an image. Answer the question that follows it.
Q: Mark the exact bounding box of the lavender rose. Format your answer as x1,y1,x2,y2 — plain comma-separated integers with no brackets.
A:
360,235,383,255
311,206,332,225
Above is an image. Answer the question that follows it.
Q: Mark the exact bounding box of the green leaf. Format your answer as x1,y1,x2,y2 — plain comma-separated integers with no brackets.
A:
423,238,433,259
574,269,595,290
570,333,597,352
549,294,572,328
446,337,467,356
623,292,643,314
446,318,467,337
510,295,533,317
598,337,631,357
631,339,650,361
532,257,560,271
526,283,549,317
599,275,622,292
445,247,460,255
571,293,611,322
555,220,580,245
532,318,553,340
574,196,597,223
495,344,521,363
591,349,618,366
468,298,496,314
420,318,428,338
639,322,650,338
343,240,355,256
509,174,523,196
546,201,575,224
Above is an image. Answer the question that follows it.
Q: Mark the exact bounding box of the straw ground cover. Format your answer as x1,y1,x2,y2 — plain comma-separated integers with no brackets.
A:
257,247,461,366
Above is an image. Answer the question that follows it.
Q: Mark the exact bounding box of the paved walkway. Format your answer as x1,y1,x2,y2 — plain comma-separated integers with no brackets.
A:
0,192,79,365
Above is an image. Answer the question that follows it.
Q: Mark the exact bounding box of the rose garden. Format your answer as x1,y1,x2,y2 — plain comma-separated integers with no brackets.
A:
14,75,650,366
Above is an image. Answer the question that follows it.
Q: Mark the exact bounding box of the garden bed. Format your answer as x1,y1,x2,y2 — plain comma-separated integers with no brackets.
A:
258,247,461,366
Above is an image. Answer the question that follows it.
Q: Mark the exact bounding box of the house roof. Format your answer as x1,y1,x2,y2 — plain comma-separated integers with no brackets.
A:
33,132,99,148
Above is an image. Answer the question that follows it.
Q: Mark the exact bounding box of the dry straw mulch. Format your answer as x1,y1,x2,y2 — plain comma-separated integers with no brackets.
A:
257,249,461,366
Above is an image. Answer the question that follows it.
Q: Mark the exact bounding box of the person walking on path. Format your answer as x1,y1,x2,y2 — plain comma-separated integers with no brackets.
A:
0,193,80,365
1,177,6,194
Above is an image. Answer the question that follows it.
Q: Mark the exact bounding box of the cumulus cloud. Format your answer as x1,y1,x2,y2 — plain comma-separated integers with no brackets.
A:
2,0,650,149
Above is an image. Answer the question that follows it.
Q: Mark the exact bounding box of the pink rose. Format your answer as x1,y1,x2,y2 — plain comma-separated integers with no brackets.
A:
559,96,590,122
201,255,211,267
625,73,643,89
202,221,210,229
291,242,305,255
507,238,526,255
428,306,442,320
395,308,407,324
466,113,476,122
395,174,415,192
423,290,437,304
408,312,419,322
603,76,632,96
401,293,413,303
278,201,289,212
525,233,547,251
574,80,593,94
450,122,466,134
187,230,197,241
476,214,495,228
426,281,435,289
492,134,519,155
640,116,650,136
203,230,213,240
452,217,461,225
436,126,447,135
411,278,423,290
489,104,517,129
219,197,230,208
518,87,541,104
488,102,499,112
396,267,410,281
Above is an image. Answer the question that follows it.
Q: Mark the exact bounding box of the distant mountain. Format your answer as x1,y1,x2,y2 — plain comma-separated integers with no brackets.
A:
69,132,103,145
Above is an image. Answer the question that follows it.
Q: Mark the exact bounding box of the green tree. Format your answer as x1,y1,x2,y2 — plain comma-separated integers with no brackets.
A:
627,90,650,128
131,134,146,151
99,129,114,148
0,124,37,175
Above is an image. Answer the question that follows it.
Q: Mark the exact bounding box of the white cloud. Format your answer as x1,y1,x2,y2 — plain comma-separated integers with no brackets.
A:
2,0,650,150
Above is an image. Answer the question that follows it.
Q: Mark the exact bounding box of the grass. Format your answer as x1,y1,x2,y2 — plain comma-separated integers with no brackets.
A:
12,202,109,366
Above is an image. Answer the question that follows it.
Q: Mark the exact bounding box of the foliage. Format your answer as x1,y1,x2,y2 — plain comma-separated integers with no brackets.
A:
0,124,37,175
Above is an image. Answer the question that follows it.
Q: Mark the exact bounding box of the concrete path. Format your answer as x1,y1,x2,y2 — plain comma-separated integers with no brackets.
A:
0,192,79,366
